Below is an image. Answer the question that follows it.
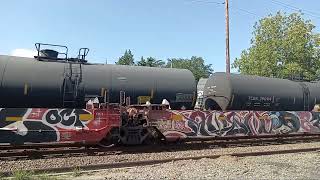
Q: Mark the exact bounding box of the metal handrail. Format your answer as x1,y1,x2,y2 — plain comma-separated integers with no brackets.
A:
78,48,89,60
35,43,69,59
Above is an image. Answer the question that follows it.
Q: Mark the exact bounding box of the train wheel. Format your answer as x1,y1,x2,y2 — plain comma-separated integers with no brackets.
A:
98,130,120,147
143,127,166,145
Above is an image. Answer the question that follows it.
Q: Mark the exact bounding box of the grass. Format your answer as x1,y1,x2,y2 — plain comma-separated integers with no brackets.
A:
12,170,34,180
8,170,58,180
72,167,82,177
36,173,57,180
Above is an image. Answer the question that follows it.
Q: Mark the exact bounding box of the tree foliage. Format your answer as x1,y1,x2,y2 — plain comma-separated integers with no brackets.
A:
166,56,213,81
115,50,213,81
137,56,165,67
116,50,134,65
233,12,320,80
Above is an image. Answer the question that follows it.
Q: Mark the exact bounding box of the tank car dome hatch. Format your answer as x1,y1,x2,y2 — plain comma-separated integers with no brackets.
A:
39,49,59,58
34,43,68,61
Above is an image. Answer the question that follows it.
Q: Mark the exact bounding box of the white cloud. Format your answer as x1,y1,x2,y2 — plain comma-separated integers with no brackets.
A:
10,49,37,58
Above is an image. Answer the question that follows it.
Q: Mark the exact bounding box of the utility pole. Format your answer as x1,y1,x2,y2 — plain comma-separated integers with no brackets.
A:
225,0,230,74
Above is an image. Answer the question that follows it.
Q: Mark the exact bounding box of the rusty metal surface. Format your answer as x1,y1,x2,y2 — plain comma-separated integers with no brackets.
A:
1,134,320,160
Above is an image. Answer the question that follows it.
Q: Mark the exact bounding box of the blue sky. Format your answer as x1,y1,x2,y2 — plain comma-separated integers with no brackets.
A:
0,0,319,72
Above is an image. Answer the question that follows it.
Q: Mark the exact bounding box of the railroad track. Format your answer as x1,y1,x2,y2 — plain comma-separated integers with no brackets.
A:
1,144,320,177
0,147,122,160
1,134,320,160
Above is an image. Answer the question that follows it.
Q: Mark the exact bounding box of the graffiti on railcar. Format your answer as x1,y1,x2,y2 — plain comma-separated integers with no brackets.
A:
310,112,320,129
0,108,101,144
150,110,320,138
43,109,93,128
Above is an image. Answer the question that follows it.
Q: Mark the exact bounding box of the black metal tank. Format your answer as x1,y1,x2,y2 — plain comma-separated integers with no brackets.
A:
0,55,196,110
203,72,320,111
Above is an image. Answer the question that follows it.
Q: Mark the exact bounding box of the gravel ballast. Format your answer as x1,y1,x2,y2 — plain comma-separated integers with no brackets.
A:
1,142,320,178
70,152,320,180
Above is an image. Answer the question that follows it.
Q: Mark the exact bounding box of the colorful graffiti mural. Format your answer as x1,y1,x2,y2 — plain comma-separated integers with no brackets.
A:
148,110,320,139
2,105,320,145
0,108,120,145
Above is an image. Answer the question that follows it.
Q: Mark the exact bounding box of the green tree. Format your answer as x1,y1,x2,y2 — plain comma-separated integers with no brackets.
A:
166,56,213,81
137,56,165,67
116,50,134,65
233,12,320,80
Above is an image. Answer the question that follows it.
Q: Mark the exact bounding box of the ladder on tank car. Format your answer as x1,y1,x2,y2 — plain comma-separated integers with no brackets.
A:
62,48,89,107
62,62,83,107
299,82,310,111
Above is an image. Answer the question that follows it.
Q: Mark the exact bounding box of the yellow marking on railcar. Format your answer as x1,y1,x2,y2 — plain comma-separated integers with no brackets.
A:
101,88,105,97
24,83,28,95
284,116,292,120
150,89,154,99
6,117,23,121
79,114,94,121
218,115,226,120
138,96,151,104
192,91,196,106
172,114,184,121
259,115,268,120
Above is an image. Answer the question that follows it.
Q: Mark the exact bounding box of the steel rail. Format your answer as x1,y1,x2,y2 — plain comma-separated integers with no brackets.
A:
1,146,320,177
1,134,320,159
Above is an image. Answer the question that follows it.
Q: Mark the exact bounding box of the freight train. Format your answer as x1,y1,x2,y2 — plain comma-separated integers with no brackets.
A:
1,43,320,146
0,43,196,110
203,72,320,111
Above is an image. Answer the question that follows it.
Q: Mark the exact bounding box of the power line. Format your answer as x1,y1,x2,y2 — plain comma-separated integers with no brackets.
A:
185,0,224,5
271,0,320,15
231,7,259,17
268,0,320,19
186,0,320,19
185,0,259,17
